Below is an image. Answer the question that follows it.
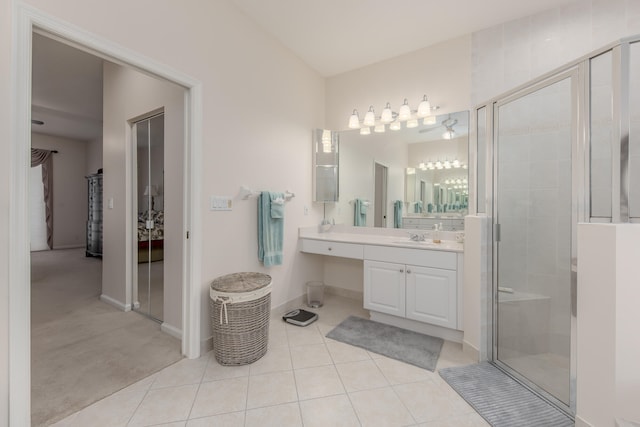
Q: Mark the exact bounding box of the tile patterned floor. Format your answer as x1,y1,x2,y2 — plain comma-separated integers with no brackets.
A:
52,294,489,427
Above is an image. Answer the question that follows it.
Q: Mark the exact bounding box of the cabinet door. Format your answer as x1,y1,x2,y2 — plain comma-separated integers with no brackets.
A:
406,265,457,329
364,260,406,317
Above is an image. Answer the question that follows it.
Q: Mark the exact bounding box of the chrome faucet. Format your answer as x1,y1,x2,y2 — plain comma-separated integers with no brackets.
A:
408,232,427,242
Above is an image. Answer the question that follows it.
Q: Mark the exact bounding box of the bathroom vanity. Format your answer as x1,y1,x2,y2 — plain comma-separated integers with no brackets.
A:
299,225,464,342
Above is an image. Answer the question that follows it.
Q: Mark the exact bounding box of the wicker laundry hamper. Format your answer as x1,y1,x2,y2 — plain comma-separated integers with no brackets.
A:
209,272,272,366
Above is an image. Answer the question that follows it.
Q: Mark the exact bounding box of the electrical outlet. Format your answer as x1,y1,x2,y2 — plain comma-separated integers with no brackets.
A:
304,206,309,215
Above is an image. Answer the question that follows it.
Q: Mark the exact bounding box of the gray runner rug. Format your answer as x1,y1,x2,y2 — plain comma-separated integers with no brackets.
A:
439,362,574,427
325,316,443,371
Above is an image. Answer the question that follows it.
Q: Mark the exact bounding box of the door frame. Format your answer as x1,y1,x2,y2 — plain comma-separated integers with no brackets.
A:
373,161,388,227
9,4,203,425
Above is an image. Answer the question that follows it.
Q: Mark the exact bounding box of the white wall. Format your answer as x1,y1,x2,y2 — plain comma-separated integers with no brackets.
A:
102,61,184,332
325,35,473,131
31,133,88,249
85,137,103,176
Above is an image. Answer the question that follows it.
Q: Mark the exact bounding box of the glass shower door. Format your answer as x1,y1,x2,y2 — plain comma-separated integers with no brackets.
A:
494,73,575,409
134,114,165,322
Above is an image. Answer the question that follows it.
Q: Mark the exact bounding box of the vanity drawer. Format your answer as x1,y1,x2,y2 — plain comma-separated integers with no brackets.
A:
300,239,364,259
364,245,457,269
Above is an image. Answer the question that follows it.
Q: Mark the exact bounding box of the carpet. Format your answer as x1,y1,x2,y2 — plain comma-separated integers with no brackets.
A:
439,362,574,427
325,316,443,371
31,248,183,427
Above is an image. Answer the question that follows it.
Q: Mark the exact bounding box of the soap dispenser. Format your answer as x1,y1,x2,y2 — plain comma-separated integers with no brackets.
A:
432,223,441,244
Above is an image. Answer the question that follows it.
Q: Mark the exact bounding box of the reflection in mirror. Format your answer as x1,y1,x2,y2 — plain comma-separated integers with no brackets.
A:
325,110,469,229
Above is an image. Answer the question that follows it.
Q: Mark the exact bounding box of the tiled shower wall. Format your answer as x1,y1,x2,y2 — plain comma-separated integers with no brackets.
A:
471,0,640,105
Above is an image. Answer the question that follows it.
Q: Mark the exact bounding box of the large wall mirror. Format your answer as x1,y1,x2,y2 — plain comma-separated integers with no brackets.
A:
323,110,469,229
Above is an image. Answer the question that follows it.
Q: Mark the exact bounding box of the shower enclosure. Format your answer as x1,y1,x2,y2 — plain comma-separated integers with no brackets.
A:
476,35,640,415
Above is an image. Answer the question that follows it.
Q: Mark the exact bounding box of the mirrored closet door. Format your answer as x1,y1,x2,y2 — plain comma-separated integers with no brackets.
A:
134,113,165,322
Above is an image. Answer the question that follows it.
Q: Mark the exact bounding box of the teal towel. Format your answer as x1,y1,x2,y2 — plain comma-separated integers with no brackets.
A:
270,193,285,218
427,203,433,213
414,201,423,213
258,191,284,266
354,199,367,226
394,201,403,228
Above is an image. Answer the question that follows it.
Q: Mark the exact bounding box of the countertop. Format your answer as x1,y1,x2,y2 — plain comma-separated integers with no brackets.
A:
299,225,464,253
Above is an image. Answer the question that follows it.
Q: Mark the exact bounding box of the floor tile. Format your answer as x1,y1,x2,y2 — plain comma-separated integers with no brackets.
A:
202,356,250,382
189,377,248,419
293,365,345,400
420,412,491,426
349,387,415,427
285,324,324,347
325,340,371,364
151,357,208,389
290,343,332,369
299,394,360,427
186,411,245,426
393,380,459,423
335,359,389,392
244,402,302,427
248,345,292,375
128,384,199,427
246,371,298,409
373,355,437,385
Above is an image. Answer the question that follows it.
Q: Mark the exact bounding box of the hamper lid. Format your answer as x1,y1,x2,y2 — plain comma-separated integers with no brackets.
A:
211,272,272,293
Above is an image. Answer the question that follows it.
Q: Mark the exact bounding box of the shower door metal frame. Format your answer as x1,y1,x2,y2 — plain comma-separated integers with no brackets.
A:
486,65,587,416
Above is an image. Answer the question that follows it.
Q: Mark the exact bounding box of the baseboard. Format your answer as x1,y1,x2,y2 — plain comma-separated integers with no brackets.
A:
575,415,594,427
324,285,363,303
161,322,182,340
200,337,213,355
100,294,131,312
52,244,85,250
369,311,464,343
462,339,480,362
271,294,307,315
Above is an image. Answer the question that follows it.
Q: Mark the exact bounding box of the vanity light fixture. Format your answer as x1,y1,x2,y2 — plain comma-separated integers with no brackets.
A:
360,126,371,135
444,160,452,169
452,159,461,168
435,160,443,170
442,116,458,140
347,95,439,134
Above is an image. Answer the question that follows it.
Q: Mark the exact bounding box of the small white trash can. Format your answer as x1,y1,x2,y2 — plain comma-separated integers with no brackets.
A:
306,281,325,308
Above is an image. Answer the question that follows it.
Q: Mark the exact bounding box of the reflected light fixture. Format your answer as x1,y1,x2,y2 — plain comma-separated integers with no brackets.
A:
374,123,385,133
321,129,332,153
390,121,401,131
406,118,418,128
423,115,437,125
442,116,458,140
360,126,371,135
406,167,416,175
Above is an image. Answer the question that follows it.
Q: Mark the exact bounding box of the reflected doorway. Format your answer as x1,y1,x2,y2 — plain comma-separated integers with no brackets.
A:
374,162,388,227
133,113,165,322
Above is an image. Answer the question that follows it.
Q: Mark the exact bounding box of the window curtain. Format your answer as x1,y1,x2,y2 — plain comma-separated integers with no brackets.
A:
31,148,54,249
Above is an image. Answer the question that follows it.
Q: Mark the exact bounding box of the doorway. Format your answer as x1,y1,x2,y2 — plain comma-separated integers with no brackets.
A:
10,6,202,425
374,162,388,227
492,69,578,413
134,113,165,321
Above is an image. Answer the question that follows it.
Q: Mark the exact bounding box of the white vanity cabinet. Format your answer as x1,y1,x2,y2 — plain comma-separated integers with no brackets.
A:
363,245,460,330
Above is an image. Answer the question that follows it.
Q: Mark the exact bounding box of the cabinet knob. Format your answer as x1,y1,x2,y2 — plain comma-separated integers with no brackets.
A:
399,268,404,273
328,247,332,251
407,269,412,274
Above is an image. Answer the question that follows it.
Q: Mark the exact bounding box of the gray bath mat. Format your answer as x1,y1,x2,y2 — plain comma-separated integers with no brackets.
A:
439,362,574,427
325,316,443,371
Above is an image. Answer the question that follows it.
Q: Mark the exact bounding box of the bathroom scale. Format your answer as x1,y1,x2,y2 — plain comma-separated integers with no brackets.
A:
282,309,318,326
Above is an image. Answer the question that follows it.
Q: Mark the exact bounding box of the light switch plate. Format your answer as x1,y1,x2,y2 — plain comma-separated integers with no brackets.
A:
210,196,232,211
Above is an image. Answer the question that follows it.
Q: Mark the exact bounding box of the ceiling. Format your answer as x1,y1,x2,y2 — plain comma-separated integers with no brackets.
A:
229,0,578,77
31,0,576,141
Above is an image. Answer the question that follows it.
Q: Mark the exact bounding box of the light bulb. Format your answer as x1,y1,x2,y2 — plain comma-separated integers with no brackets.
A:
390,121,401,131
360,126,371,135
348,110,360,129
435,161,443,169
452,159,461,168
444,160,452,169
423,115,437,125
426,161,434,169
398,98,411,121
363,106,376,127
380,102,393,123
406,119,418,128
374,123,385,133
417,95,431,118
